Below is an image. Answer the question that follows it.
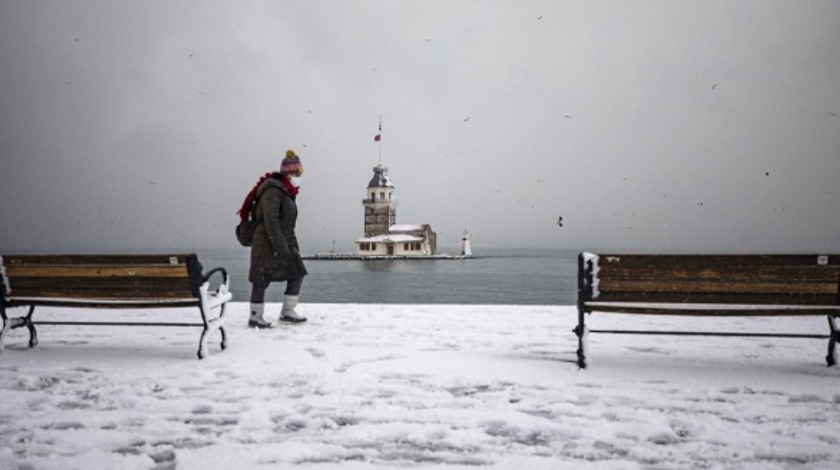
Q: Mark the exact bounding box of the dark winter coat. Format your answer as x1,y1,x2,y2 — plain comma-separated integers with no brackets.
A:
248,174,307,283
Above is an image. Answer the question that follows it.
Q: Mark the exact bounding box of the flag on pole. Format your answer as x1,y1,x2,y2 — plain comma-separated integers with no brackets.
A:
374,117,382,141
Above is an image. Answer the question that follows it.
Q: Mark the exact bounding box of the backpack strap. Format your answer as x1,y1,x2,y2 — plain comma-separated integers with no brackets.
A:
252,185,282,224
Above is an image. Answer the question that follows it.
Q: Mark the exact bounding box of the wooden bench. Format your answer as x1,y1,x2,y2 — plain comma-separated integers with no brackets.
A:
575,253,840,369
0,254,232,359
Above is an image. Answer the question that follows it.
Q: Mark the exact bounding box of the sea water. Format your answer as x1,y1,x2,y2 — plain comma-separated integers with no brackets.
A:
196,247,580,306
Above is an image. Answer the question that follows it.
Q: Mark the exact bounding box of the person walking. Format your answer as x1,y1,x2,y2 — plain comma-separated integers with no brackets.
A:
243,149,308,328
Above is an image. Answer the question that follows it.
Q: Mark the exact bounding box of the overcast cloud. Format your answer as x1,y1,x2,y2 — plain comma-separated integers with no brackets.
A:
1,0,838,254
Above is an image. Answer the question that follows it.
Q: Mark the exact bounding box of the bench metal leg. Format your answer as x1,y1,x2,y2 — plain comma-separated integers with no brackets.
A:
198,305,228,360
196,283,229,360
574,306,588,369
0,306,38,353
828,316,838,367
24,306,37,348
0,305,8,353
219,310,228,351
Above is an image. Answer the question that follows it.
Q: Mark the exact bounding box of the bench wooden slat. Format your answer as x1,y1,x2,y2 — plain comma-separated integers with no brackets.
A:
597,279,838,295
597,266,840,282
6,288,197,300
3,254,194,266
583,303,840,316
7,299,201,309
8,277,194,291
594,254,840,268
5,265,190,278
590,292,840,306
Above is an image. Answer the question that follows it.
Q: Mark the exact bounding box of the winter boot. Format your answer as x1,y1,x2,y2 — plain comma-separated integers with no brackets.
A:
279,295,307,323
248,303,275,329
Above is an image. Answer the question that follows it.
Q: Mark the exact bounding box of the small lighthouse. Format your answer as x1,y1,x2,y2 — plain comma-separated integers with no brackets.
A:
460,229,472,257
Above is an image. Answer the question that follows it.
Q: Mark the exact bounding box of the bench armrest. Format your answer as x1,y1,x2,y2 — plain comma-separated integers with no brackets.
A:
202,267,230,287
199,267,232,310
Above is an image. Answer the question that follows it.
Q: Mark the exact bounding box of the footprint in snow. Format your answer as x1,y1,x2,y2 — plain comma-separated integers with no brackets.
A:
191,404,213,414
305,347,326,358
648,432,681,445
56,400,90,410
626,346,668,355
575,382,604,389
788,394,828,404
45,421,85,430
670,419,702,439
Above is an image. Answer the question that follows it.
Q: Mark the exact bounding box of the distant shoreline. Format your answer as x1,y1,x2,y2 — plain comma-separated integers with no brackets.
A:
302,253,476,261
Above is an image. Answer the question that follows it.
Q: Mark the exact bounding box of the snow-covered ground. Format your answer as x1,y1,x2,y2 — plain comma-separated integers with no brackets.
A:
1,303,838,470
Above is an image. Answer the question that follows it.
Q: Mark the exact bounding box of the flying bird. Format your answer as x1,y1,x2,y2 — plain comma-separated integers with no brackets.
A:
697,202,704,206
463,116,471,123
712,84,718,90
830,112,838,117
765,172,770,176
537,16,543,20
556,216,563,227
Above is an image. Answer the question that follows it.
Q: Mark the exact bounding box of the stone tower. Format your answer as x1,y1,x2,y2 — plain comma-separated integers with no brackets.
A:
363,163,397,237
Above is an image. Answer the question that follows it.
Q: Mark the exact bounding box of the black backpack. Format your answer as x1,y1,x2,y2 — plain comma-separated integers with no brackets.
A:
235,210,259,247
235,192,262,247
236,180,286,246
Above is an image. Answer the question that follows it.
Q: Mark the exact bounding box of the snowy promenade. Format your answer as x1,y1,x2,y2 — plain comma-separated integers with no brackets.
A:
1,303,838,469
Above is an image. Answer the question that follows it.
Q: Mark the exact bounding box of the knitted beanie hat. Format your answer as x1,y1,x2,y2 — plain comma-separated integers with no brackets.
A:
280,149,304,176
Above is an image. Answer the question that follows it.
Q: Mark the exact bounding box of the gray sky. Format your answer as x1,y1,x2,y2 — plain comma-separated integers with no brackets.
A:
1,0,838,254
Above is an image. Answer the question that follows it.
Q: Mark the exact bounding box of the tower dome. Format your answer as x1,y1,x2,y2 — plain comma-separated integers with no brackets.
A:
368,163,394,188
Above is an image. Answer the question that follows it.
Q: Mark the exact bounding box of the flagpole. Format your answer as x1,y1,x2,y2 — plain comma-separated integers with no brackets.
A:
378,115,383,164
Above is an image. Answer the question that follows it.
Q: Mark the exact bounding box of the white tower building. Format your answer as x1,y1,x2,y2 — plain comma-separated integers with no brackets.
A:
355,162,437,257
461,229,472,257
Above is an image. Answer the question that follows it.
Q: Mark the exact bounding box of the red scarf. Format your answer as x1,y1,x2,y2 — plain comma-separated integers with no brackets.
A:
280,174,300,199
237,173,299,223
